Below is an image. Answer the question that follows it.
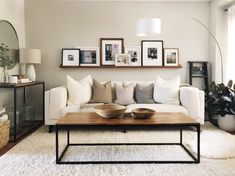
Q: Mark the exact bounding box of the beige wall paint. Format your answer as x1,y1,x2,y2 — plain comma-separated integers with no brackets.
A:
25,0,210,90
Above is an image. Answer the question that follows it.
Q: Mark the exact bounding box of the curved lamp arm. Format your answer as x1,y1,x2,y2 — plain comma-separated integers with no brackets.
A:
193,18,224,83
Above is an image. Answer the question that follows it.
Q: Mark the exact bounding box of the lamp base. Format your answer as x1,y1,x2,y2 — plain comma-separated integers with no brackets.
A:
26,64,36,81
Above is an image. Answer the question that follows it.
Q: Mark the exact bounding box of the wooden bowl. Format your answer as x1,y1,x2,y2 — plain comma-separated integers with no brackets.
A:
95,104,127,118
132,108,156,119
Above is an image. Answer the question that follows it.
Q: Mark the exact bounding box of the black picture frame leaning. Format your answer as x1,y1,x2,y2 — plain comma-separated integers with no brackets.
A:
141,40,164,66
61,48,80,66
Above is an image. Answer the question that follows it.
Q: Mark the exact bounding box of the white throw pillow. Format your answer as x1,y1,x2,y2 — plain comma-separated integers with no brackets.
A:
67,75,92,105
153,76,180,105
114,83,135,105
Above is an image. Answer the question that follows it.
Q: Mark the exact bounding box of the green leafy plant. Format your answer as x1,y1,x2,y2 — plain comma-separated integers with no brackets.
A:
0,43,14,69
207,80,235,117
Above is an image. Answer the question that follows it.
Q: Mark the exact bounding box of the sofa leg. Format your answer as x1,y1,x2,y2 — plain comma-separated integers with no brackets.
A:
123,129,127,133
48,125,54,133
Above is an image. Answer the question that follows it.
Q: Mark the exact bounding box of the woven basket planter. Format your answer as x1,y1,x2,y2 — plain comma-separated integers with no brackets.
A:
0,120,10,149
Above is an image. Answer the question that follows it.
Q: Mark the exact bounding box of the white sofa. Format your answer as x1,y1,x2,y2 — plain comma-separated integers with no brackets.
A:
45,81,205,132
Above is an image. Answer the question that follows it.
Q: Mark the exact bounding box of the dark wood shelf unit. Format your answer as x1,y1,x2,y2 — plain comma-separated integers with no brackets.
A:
59,65,183,69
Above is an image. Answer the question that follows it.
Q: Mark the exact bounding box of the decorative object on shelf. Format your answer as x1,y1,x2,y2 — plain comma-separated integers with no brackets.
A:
207,80,235,132
78,47,100,66
20,48,41,81
164,48,179,66
193,18,223,83
141,40,163,66
94,104,127,118
136,18,161,36
61,48,79,67
115,54,131,66
125,46,141,66
0,44,18,83
132,108,155,119
100,38,124,66
9,75,18,84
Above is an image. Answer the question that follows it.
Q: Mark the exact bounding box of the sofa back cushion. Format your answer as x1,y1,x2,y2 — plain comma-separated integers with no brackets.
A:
135,83,155,104
67,75,92,105
90,79,112,103
114,83,135,105
153,76,180,105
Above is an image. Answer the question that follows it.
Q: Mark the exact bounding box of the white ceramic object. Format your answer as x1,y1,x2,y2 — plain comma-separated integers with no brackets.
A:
218,115,235,132
26,64,36,81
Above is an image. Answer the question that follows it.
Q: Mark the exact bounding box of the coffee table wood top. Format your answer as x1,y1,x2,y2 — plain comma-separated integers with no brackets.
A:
56,112,199,126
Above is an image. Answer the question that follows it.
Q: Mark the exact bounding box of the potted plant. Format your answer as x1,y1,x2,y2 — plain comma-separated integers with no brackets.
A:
207,80,235,132
0,43,17,83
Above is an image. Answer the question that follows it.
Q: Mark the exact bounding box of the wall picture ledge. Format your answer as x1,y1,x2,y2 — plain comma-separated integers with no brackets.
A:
141,40,163,66
100,38,124,66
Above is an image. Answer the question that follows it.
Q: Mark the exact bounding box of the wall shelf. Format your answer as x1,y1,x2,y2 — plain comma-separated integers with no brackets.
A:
59,65,183,69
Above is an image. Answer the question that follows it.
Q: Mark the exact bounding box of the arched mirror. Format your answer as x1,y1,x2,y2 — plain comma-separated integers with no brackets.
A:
0,20,19,82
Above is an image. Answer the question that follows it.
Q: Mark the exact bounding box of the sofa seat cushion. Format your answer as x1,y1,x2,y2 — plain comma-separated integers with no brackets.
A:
126,104,188,115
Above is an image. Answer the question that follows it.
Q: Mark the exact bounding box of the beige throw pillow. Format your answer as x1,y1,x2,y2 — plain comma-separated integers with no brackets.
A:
90,79,112,103
114,83,135,105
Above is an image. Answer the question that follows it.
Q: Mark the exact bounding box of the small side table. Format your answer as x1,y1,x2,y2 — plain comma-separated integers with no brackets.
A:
0,81,45,142
188,61,209,92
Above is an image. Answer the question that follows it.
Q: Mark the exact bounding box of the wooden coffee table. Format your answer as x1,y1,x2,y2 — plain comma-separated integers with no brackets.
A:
55,112,200,164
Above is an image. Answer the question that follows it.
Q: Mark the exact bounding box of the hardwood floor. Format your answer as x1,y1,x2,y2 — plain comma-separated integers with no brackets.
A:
0,125,42,157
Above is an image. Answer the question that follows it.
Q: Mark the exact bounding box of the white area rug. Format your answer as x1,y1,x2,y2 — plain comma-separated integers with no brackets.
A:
0,122,235,176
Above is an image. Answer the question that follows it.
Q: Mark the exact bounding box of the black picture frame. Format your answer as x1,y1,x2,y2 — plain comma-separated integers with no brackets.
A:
141,40,164,66
61,48,80,66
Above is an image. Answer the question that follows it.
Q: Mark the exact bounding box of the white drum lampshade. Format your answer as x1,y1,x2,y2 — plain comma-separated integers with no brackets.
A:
20,49,41,81
136,18,161,36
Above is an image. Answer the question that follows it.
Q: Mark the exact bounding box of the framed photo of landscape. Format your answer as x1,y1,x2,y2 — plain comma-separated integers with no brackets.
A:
61,48,80,66
78,47,100,66
115,54,131,66
164,48,179,66
100,38,124,66
125,46,141,66
141,40,163,66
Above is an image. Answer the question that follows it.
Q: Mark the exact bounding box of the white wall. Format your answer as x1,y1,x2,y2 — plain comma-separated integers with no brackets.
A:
25,0,210,90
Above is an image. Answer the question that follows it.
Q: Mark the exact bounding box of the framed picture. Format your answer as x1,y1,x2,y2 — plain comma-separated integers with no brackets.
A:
125,46,141,66
141,40,163,66
164,48,179,66
100,38,124,66
115,54,131,66
61,48,80,66
78,47,100,66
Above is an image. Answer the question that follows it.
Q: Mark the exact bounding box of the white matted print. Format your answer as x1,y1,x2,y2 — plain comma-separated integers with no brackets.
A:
77,47,100,66
125,46,141,66
115,54,131,66
62,48,80,66
141,40,163,66
100,38,124,65
164,48,179,66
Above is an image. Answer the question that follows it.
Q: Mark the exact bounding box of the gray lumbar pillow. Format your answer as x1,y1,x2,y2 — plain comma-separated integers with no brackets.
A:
135,84,155,104
114,83,135,105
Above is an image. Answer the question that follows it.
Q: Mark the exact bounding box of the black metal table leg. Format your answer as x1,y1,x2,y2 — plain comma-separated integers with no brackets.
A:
67,128,70,146
197,125,200,163
180,127,182,144
56,125,59,164
13,87,17,141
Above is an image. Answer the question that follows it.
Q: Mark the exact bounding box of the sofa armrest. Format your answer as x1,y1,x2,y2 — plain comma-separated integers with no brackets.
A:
180,87,205,124
45,86,68,124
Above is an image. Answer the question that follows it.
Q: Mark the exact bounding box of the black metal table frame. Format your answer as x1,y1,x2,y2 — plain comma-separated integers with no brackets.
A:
0,82,45,141
55,124,200,164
